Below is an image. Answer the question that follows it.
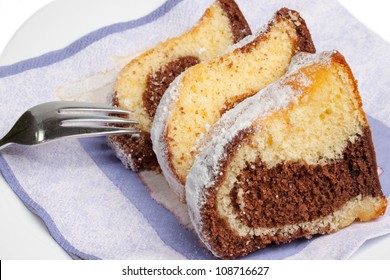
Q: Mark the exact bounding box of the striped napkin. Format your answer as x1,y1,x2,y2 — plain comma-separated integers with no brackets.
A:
0,0,389,259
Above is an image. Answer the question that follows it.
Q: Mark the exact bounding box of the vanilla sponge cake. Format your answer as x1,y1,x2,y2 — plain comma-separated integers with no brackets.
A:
186,51,388,259
152,8,315,200
107,0,251,171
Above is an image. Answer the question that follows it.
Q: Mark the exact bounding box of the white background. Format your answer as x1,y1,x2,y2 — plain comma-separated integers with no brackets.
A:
2,0,390,65
0,0,390,259
0,0,52,58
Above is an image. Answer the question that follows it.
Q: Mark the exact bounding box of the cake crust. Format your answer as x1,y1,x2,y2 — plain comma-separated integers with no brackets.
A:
108,0,251,171
108,131,159,172
217,0,251,42
211,126,385,228
153,7,316,201
185,51,387,259
240,8,315,55
143,56,201,119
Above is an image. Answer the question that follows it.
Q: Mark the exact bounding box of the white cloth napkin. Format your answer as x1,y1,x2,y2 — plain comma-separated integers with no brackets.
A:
0,0,389,259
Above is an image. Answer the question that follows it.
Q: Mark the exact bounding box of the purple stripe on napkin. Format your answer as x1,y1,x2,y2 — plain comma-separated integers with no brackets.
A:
0,0,188,260
79,136,313,260
79,137,213,259
0,0,184,78
78,114,390,260
0,155,99,260
0,0,389,260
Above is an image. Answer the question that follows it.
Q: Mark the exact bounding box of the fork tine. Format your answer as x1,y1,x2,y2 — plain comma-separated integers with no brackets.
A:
59,115,138,126
57,125,140,138
57,101,132,115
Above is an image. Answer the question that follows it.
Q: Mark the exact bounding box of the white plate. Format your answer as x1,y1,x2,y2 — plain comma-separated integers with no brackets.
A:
0,0,390,259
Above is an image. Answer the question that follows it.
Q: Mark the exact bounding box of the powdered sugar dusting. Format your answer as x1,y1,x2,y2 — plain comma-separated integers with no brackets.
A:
151,18,311,200
151,27,261,199
222,33,258,55
151,71,188,200
287,51,334,73
295,72,311,87
185,52,335,244
107,136,140,171
222,18,269,55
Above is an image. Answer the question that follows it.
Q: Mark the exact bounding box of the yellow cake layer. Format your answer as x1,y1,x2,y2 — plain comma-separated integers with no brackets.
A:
166,16,311,184
115,2,237,132
216,53,374,237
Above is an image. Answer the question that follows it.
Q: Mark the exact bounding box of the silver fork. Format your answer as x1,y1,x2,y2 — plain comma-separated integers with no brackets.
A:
0,101,139,150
